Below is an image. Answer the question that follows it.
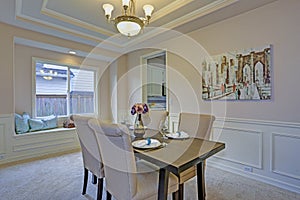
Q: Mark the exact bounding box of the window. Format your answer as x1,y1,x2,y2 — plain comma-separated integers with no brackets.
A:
34,60,96,117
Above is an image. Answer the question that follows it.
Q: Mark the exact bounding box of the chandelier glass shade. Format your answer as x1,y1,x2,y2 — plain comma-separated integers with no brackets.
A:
102,0,154,37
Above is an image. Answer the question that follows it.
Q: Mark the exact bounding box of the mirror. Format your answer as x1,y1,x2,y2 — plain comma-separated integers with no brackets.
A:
142,51,167,110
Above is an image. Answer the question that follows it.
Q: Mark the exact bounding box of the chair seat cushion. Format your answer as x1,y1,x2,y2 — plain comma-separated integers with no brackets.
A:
81,145,104,178
133,160,178,200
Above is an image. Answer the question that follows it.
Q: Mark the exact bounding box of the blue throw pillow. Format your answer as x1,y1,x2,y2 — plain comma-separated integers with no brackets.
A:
15,112,31,134
28,118,45,131
28,115,58,131
42,115,58,129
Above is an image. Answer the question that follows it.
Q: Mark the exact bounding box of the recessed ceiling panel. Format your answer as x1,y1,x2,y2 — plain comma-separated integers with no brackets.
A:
45,0,114,31
3,0,278,51
44,0,178,33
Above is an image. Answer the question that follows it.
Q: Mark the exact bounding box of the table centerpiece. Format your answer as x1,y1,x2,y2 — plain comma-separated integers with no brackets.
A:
131,103,148,134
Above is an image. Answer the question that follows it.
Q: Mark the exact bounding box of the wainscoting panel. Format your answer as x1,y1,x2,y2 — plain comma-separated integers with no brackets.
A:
213,126,262,169
0,114,80,165
0,115,11,157
0,124,5,155
169,113,300,194
13,137,77,152
271,132,300,179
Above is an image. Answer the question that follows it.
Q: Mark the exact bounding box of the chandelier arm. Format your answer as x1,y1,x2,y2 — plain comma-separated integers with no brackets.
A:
102,0,153,37
129,0,135,15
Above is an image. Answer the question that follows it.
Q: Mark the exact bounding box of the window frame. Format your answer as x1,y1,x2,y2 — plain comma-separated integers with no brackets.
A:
32,57,98,118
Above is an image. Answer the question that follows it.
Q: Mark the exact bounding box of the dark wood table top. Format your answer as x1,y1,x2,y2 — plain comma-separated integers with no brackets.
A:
133,129,225,175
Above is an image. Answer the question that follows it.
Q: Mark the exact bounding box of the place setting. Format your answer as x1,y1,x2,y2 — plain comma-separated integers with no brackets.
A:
165,131,190,140
129,125,148,130
132,137,164,151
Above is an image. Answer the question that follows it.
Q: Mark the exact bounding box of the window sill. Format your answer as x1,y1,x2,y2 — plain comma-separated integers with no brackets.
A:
14,127,76,137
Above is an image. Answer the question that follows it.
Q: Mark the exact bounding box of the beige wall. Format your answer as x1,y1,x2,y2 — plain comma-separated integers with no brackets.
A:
97,66,111,120
14,43,110,118
0,22,110,119
0,22,89,114
187,0,300,122
127,49,154,106
125,0,300,123
14,44,83,115
2,0,300,124
167,52,203,114
0,23,14,114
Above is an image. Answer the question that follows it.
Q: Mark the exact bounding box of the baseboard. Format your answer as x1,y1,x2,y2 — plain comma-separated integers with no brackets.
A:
207,159,300,194
0,147,80,168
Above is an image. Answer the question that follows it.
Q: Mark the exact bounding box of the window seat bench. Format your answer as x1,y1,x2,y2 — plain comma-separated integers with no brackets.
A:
15,127,76,137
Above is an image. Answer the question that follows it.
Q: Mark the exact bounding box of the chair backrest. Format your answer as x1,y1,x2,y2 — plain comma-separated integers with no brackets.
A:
142,110,169,130
178,113,216,139
88,119,137,200
72,115,104,178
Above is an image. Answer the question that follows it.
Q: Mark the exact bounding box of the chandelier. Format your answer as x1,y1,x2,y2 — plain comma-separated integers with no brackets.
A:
102,0,154,37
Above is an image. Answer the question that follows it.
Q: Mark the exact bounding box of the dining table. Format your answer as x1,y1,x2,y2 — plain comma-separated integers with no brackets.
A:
131,129,225,200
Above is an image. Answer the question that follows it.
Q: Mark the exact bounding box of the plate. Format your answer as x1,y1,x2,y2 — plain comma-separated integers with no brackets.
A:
132,139,161,149
166,131,189,139
129,125,147,130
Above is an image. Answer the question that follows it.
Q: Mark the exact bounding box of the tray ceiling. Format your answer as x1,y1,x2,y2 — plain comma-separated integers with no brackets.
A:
0,0,278,60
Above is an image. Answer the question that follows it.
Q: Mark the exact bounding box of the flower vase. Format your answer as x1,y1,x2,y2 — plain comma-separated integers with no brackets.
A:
134,113,145,135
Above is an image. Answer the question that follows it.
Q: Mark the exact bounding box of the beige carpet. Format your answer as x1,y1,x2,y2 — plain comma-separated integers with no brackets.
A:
0,152,299,200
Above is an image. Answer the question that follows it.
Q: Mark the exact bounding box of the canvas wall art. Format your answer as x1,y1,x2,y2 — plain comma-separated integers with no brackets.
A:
202,45,272,100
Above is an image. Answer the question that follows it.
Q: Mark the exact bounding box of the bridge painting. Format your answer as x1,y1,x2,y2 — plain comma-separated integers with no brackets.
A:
202,44,272,101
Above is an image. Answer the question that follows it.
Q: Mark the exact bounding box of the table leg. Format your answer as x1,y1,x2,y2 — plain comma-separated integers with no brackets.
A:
158,168,169,200
172,182,183,200
178,183,184,200
197,162,205,200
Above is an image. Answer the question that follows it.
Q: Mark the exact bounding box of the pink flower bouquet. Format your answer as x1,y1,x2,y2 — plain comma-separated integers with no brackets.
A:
130,103,149,115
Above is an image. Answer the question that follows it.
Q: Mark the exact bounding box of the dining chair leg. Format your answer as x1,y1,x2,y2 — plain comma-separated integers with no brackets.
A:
106,191,112,200
92,174,97,184
97,178,103,200
197,162,205,200
82,168,88,195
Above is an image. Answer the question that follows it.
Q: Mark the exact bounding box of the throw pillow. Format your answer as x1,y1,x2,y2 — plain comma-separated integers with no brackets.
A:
28,118,45,131
15,112,31,134
42,115,58,129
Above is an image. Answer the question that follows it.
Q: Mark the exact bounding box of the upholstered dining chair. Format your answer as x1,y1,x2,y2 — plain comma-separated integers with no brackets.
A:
88,119,179,200
142,110,169,130
176,113,216,199
73,115,106,200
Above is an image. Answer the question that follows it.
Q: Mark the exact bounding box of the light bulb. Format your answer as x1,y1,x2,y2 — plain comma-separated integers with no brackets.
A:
122,0,130,7
143,5,154,18
103,4,114,19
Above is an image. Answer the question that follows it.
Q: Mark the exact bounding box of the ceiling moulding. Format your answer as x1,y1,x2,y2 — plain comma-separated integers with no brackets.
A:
162,0,239,30
123,0,239,47
15,0,123,48
15,0,238,49
41,0,115,37
150,0,194,23
15,0,165,49
14,37,115,62
40,0,193,42
15,0,102,43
